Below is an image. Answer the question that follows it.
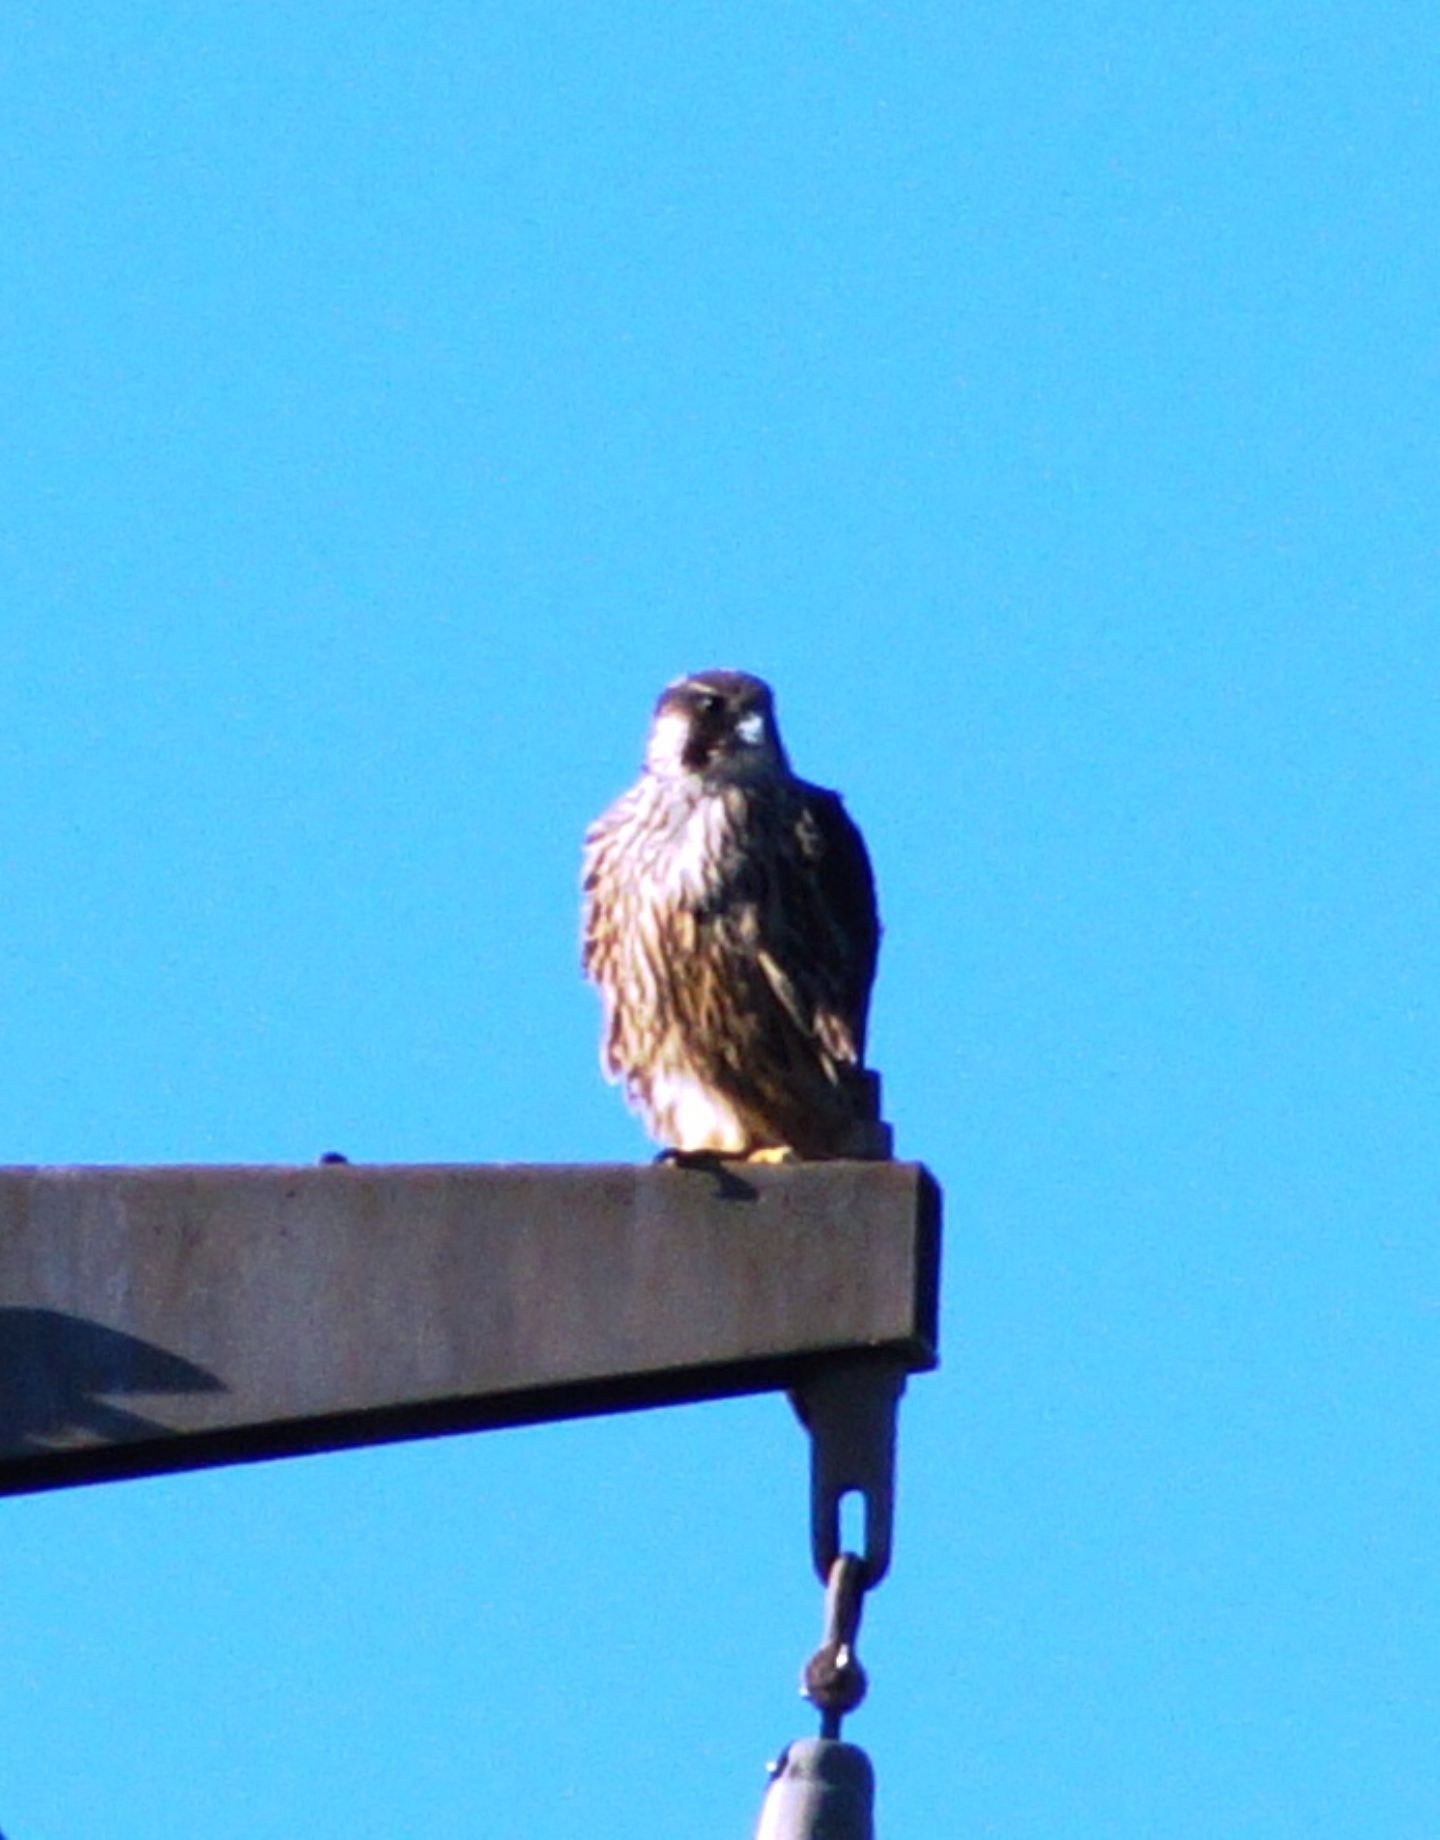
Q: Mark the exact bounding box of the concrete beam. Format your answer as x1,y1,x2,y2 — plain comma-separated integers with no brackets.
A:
0,1161,940,1495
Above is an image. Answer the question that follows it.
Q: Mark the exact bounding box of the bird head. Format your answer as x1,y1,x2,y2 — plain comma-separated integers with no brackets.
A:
644,669,791,783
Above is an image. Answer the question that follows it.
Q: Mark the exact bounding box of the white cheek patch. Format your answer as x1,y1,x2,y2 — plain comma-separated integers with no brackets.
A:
648,709,692,770
734,711,765,746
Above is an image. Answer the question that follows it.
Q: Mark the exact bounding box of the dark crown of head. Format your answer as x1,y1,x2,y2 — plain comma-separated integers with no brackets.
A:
655,668,772,718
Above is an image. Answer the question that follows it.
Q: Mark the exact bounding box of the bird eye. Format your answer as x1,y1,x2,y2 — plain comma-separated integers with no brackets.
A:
695,693,722,716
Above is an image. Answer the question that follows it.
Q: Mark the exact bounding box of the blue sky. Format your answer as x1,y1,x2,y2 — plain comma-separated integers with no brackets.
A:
1,4,1437,1834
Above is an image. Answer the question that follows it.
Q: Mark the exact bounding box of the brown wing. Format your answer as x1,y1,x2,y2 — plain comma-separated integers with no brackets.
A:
755,782,880,1072
805,786,880,1055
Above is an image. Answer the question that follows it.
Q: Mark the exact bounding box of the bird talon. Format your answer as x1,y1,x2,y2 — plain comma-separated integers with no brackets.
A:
655,1147,728,1171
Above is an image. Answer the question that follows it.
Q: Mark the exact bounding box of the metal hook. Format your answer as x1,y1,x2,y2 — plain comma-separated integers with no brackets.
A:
802,1554,869,1737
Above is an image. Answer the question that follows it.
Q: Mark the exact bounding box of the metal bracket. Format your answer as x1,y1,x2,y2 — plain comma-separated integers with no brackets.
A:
789,1355,907,1588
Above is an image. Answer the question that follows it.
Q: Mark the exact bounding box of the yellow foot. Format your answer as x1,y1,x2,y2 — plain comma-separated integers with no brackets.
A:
744,1145,800,1165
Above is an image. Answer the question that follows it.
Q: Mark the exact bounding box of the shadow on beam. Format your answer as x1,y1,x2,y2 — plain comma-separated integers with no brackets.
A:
0,1307,225,1451
0,1337,908,1500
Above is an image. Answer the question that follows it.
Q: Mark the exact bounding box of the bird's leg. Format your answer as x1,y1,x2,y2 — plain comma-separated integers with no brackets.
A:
745,1144,800,1165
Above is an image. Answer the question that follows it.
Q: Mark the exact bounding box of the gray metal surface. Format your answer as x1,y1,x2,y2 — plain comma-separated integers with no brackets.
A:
0,1160,939,1495
753,1741,875,1840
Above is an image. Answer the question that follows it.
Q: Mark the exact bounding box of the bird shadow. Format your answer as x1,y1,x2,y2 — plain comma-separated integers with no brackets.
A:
0,1308,225,1456
652,1150,759,1202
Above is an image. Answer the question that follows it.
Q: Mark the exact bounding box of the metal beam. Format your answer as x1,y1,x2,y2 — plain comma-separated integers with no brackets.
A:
0,1161,940,1496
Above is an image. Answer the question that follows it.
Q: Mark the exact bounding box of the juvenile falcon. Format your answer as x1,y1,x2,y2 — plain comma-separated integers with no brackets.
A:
582,669,889,1160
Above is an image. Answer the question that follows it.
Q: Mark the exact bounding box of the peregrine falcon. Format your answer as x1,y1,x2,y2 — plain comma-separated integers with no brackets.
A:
582,669,888,1160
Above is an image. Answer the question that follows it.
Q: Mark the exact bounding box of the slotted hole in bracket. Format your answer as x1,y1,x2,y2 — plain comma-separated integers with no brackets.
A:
839,1487,866,1559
